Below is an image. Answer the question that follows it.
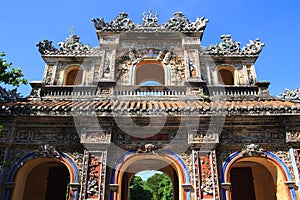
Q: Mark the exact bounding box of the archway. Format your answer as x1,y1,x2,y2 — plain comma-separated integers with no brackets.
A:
221,151,297,200
129,170,174,200
64,66,83,85
217,66,234,85
4,152,80,200
23,161,69,200
110,150,191,200
124,160,178,200
133,60,167,85
230,161,276,200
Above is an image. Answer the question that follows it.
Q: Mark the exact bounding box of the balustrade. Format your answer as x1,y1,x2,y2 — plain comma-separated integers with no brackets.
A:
37,85,261,99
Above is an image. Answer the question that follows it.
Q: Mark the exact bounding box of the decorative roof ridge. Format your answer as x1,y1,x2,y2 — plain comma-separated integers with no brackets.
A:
0,98,299,117
200,34,264,56
277,88,300,102
92,10,208,33
0,86,24,102
36,35,100,56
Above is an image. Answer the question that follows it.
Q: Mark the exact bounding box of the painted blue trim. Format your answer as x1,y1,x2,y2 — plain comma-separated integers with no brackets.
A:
164,150,191,200
221,151,297,200
4,151,80,200
265,151,297,200
289,148,300,196
110,150,135,200
163,150,190,183
4,152,37,200
61,152,80,200
220,151,240,199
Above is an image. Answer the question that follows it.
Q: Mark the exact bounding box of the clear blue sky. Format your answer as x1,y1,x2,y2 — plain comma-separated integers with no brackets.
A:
1,0,299,96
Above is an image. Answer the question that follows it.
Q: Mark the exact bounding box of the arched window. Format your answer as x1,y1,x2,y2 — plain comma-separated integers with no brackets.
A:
134,60,165,85
217,66,234,85
64,66,83,85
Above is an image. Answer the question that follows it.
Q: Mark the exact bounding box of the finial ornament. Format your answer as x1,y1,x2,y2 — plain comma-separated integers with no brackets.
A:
142,9,159,27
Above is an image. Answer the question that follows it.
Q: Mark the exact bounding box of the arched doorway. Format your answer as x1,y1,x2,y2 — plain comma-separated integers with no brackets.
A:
23,162,69,200
5,152,80,200
122,159,179,200
10,158,71,200
110,151,191,200
221,151,297,200
230,161,276,200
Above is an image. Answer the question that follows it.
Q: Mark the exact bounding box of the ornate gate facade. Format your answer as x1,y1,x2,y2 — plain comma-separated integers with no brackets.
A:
0,10,299,200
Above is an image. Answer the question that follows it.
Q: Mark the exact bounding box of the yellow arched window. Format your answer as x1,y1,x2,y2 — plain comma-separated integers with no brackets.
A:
217,66,234,85
134,60,165,85
64,66,83,85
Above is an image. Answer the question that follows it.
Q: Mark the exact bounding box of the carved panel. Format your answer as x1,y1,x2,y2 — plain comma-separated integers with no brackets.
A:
94,64,101,81
44,64,56,85
81,151,107,200
169,54,185,85
14,129,80,144
193,150,219,199
15,131,31,143
186,50,199,79
81,128,111,144
102,51,113,79
286,131,300,143
188,129,219,145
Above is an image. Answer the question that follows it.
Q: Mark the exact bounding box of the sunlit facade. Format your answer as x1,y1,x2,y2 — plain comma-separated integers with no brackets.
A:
0,11,299,200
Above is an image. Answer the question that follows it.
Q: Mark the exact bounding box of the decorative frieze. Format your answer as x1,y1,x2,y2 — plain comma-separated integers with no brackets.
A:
286,131,300,143
188,129,219,146
80,128,111,144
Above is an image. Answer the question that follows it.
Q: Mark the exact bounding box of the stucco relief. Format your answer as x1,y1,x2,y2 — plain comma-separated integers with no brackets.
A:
169,54,186,85
116,49,186,85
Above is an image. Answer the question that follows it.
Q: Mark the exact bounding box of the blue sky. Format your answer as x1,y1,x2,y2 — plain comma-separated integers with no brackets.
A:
1,0,299,96
136,170,162,181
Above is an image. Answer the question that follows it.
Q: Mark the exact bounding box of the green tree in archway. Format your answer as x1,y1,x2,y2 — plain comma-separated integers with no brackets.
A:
129,176,153,200
147,173,172,200
157,174,172,200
